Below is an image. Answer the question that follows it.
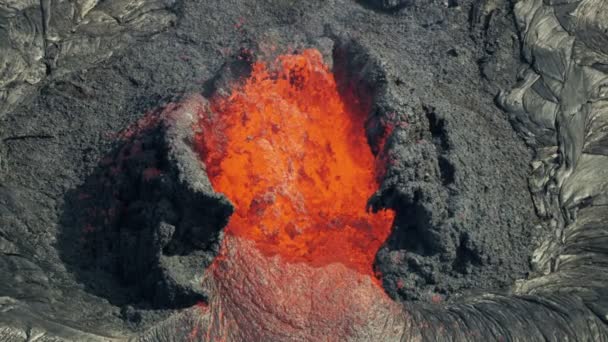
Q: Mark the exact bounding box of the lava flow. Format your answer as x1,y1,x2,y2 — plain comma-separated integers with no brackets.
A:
197,49,394,278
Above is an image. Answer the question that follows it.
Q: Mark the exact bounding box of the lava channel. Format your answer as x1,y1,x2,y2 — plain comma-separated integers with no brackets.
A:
194,49,404,341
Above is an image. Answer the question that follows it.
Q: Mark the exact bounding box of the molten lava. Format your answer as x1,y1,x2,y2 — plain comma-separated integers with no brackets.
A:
196,49,394,279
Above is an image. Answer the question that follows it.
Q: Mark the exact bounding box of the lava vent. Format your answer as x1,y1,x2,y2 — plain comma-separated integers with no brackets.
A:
196,49,394,279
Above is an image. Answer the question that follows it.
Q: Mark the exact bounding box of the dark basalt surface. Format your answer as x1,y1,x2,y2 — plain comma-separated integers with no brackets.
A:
58,97,232,311
1,0,534,330
1,0,607,340
334,38,537,303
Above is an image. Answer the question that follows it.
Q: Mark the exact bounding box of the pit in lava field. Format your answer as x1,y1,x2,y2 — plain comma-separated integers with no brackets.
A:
196,48,394,281
57,41,536,321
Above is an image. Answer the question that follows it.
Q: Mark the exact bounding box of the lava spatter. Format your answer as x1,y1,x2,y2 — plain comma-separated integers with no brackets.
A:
196,49,394,279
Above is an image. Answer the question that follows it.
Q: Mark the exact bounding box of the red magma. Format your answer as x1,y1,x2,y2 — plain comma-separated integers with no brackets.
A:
196,49,394,280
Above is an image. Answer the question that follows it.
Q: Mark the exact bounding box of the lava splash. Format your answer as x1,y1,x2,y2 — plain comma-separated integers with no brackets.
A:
196,48,394,279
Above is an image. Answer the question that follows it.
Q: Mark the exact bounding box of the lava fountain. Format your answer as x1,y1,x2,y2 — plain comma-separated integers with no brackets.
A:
194,49,404,341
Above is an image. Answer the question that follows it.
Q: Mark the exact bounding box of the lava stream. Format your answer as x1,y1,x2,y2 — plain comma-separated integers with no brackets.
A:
197,49,394,278
193,49,401,340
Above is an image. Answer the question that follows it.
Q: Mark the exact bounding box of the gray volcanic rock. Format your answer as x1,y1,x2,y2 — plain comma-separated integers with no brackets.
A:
0,0,607,340
58,95,232,310
0,0,176,120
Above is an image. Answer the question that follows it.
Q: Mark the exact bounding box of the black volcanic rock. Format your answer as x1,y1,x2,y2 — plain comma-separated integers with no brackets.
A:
58,95,232,309
1,0,607,340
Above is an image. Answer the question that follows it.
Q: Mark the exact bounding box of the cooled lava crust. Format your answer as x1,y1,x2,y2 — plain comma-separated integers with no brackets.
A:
2,0,608,340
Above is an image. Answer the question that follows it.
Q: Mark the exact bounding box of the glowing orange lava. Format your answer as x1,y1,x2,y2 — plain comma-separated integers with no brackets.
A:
196,49,394,279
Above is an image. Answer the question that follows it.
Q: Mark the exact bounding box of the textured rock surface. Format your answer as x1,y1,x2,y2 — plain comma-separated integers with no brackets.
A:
498,0,608,324
0,0,607,340
200,236,408,341
0,0,176,120
58,95,232,309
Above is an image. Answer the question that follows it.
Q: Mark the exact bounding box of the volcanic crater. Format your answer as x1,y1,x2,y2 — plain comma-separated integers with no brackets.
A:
7,0,604,340
52,37,539,338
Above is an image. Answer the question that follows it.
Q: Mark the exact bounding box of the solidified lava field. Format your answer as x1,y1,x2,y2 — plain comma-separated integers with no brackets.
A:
3,0,608,341
3,0,537,332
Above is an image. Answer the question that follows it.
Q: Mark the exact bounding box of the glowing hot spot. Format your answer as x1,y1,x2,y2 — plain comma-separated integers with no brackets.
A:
196,49,394,279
